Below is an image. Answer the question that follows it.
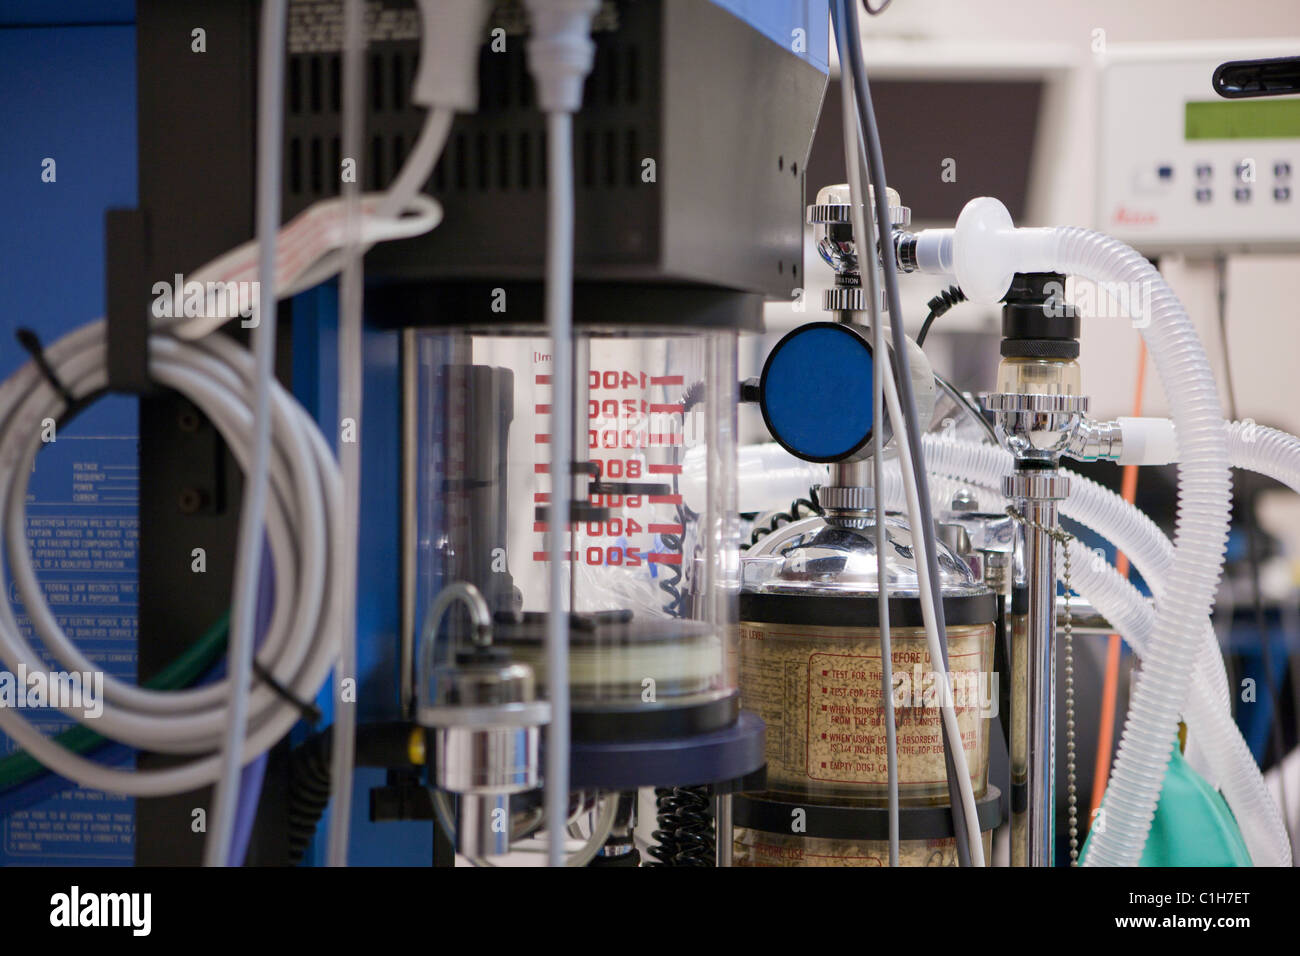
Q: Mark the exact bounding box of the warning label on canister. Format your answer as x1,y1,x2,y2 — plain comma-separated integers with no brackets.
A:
739,621,992,800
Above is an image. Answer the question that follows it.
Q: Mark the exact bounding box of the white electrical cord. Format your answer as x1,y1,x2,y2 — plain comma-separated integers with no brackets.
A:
0,1,479,859
525,0,599,869
161,194,443,342
834,42,898,864
0,322,341,793
283,110,455,298
833,0,981,865
204,0,288,867
843,173,985,868
541,106,576,871
325,0,366,869
379,111,456,219
880,349,987,864
158,2,474,329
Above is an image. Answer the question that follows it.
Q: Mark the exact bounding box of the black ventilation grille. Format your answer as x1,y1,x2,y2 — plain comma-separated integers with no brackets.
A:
282,32,649,212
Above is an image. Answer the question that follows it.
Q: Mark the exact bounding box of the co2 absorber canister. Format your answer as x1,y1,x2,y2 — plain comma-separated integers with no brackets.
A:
735,512,1000,866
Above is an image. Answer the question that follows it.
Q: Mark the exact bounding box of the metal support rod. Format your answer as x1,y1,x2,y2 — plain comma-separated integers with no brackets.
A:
830,458,871,492
828,308,872,497
1009,605,1028,866
1002,467,1069,867
714,793,733,867
1057,595,1127,634
400,328,418,716
1021,496,1058,868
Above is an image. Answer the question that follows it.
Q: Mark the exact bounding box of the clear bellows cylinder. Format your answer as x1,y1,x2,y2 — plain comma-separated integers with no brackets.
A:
413,326,740,724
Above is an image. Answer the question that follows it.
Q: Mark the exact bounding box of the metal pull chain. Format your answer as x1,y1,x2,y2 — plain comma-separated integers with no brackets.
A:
1006,506,1079,866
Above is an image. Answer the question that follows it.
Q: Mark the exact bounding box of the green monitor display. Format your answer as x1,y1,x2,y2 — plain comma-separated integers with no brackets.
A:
1185,98,1300,140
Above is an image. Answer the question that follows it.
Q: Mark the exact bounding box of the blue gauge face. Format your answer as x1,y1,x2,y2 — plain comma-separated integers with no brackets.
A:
760,323,874,462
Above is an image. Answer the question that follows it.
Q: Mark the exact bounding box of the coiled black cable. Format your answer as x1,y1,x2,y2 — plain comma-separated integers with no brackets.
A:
647,785,716,867
655,382,704,623
287,722,421,864
666,786,715,866
645,787,683,865
742,489,823,551
656,503,699,618
288,729,334,864
915,285,967,348
648,382,717,866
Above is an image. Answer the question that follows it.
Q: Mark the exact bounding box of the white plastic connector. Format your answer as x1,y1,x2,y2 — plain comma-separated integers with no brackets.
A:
1117,417,1179,466
412,0,493,111
913,228,954,275
524,0,600,113
912,197,1059,304
952,198,1059,303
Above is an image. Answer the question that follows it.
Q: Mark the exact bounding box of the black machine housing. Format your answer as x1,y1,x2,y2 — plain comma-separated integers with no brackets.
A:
125,0,827,863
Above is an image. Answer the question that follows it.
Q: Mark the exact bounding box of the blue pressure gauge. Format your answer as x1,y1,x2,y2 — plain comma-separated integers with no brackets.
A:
758,322,877,463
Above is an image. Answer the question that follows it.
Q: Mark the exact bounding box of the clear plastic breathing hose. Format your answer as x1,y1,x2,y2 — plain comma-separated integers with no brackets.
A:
920,436,1233,712
892,224,1230,865
1225,420,1300,497
916,207,1241,865
1061,537,1292,867
911,432,1291,865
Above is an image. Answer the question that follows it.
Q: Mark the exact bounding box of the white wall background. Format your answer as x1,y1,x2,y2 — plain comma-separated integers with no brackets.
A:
756,0,1300,548
846,0,1300,429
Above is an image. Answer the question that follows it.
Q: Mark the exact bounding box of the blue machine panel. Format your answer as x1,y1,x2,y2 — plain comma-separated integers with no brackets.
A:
0,22,139,865
0,0,828,868
710,0,831,73
290,287,432,866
